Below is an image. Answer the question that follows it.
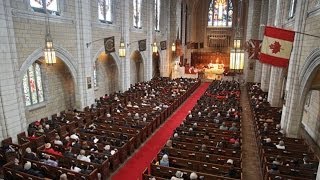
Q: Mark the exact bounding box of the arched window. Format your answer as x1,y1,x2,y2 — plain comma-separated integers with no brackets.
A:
30,0,59,15
98,0,112,23
208,0,233,27
154,0,160,31
288,0,296,19
23,63,44,106
133,0,142,28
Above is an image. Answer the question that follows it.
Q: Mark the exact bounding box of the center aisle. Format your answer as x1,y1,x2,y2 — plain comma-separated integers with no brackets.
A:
111,82,210,180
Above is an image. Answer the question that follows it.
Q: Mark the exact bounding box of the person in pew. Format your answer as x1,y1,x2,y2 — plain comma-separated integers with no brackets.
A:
41,153,58,167
159,154,169,167
302,156,315,169
77,149,91,162
44,143,62,156
44,124,51,133
229,123,238,131
72,139,81,149
24,147,39,161
23,161,45,177
262,138,275,147
229,135,239,144
190,172,198,180
54,135,64,146
272,155,283,165
81,141,91,150
170,170,184,180
219,122,228,130
226,164,237,178
103,145,112,156
268,164,280,174
59,173,68,180
275,140,285,150
70,163,82,173
13,158,24,172
63,147,74,158
200,144,207,152
63,136,72,148
233,141,241,150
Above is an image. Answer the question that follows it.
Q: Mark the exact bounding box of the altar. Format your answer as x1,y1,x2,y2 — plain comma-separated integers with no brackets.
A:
203,63,225,80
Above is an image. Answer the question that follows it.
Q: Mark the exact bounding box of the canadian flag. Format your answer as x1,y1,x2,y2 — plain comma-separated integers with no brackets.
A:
259,26,295,67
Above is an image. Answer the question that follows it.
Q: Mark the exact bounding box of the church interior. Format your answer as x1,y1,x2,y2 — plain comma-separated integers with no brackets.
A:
1,0,320,179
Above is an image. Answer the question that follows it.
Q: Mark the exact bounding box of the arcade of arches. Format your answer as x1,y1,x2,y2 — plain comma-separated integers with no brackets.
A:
1,0,320,179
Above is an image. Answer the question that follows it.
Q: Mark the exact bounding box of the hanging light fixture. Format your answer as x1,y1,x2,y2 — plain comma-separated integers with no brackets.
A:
171,42,176,52
152,42,158,53
44,14,56,65
229,0,244,73
119,37,126,57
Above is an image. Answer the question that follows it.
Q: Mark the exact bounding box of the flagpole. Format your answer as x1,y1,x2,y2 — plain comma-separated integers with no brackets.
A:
294,31,320,39
260,24,320,39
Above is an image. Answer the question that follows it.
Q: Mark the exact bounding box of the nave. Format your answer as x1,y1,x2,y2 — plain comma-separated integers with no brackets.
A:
1,78,318,180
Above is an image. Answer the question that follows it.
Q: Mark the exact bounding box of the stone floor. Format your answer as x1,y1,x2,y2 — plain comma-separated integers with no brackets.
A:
240,85,263,180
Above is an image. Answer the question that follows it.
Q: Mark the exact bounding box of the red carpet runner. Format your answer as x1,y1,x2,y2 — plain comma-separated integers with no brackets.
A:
112,82,210,180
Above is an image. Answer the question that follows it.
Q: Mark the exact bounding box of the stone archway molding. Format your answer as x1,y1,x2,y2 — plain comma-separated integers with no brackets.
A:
299,48,320,104
19,45,78,84
92,46,122,91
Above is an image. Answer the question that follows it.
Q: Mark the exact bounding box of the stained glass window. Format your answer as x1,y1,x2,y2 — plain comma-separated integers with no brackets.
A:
133,0,142,28
23,63,44,106
154,0,160,31
288,0,296,18
98,0,112,23
30,0,59,15
208,0,233,27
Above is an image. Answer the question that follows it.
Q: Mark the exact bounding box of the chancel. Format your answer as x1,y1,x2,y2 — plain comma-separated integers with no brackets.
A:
1,0,320,180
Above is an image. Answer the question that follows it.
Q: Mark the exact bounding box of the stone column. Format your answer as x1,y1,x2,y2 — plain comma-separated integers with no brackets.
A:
254,0,269,83
281,0,309,137
0,0,27,141
144,0,153,81
122,0,131,90
74,0,94,109
260,63,271,92
267,0,285,107
244,0,262,83
267,67,284,107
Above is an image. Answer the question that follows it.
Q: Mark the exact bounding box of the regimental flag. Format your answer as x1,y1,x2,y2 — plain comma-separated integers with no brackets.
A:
245,39,262,59
260,26,295,67
104,36,115,53
160,41,167,50
138,39,147,51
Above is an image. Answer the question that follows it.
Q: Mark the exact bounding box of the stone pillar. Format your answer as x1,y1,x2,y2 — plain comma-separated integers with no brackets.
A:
254,61,263,82
281,0,309,137
267,0,285,107
244,0,262,83
0,0,27,141
75,0,94,109
122,0,131,90
254,0,269,83
268,67,284,107
260,63,271,92
145,0,153,81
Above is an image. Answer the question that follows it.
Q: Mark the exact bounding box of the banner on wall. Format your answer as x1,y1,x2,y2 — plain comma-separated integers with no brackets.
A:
104,36,115,54
160,41,167,50
138,39,147,51
260,26,295,67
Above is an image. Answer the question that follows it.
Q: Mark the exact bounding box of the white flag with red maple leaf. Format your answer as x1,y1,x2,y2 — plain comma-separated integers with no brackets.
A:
259,26,295,67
